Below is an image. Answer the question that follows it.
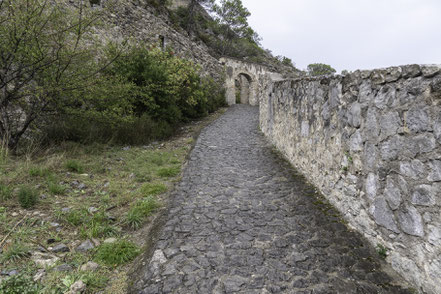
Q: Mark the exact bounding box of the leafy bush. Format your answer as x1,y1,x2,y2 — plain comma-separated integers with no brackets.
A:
17,186,38,209
0,273,40,294
95,240,140,266
42,44,225,146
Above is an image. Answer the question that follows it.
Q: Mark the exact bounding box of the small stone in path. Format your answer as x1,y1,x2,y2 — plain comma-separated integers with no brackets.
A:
76,240,95,252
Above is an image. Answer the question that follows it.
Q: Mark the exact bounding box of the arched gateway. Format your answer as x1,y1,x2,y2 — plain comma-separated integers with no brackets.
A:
220,57,282,106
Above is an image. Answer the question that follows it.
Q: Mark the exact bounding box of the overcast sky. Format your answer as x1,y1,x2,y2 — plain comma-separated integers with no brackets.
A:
240,0,441,72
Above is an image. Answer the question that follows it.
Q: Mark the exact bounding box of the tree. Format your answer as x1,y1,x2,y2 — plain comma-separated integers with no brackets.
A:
307,63,336,76
0,0,113,151
276,55,295,68
186,0,215,33
212,0,260,55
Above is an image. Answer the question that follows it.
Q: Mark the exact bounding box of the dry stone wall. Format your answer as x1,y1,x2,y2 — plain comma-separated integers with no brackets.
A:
260,65,441,294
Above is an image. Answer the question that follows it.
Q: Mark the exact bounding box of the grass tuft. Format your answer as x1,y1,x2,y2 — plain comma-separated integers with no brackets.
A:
1,242,31,263
139,182,167,196
64,159,84,173
156,166,180,178
17,186,38,209
48,181,66,195
0,183,13,201
125,196,159,230
28,166,52,177
94,239,140,266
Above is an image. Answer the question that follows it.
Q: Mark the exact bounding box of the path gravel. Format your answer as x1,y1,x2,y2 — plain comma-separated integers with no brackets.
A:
133,105,412,294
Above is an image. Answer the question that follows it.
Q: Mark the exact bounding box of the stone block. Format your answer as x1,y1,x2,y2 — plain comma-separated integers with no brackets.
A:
413,134,436,154
427,160,441,182
384,177,402,210
371,70,386,84
365,173,379,200
350,130,363,152
405,106,431,133
421,65,441,78
371,198,400,233
348,102,362,128
380,135,402,161
427,225,441,246
397,205,424,237
399,160,426,180
364,107,379,142
379,111,401,140
385,67,402,83
375,86,396,109
411,185,435,206
402,64,422,78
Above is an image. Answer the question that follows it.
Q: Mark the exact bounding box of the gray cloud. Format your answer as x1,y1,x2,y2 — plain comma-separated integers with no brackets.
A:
241,0,441,72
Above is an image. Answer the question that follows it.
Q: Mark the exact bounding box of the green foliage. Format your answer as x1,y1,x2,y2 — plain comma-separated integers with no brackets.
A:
48,182,66,195
0,273,40,294
80,217,119,239
377,244,389,259
60,209,89,226
44,44,225,146
140,182,167,196
0,0,107,150
64,160,84,173
17,186,38,209
276,55,295,68
307,63,337,76
157,166,180,177
0,183,13,201
125,196,159,229
1,242,31,263
95,239,140,266
28,166,52,177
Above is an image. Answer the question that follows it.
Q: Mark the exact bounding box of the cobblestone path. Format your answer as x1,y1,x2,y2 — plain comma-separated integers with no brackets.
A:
134,105,412,294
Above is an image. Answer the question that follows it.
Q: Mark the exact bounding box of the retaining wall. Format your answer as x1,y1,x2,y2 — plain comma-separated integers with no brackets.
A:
260,65,441,294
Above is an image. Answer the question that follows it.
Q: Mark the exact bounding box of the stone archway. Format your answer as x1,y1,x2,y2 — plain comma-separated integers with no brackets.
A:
235,73,254,104
220,57,281,107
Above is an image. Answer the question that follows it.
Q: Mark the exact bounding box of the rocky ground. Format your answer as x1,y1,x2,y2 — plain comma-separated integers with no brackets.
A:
132,105,414,294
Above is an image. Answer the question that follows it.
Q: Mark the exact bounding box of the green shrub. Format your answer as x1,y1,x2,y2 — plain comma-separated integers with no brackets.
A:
157,166,180,177
95,239,140,266
65,160,84,173
0,183,12,201
17,186,38,209
0,273,40,294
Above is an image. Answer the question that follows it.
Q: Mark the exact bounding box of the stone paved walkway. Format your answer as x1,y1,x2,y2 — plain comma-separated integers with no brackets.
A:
134,105,412,294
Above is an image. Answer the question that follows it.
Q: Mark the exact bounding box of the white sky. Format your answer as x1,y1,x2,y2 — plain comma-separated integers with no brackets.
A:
240,0,441,72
